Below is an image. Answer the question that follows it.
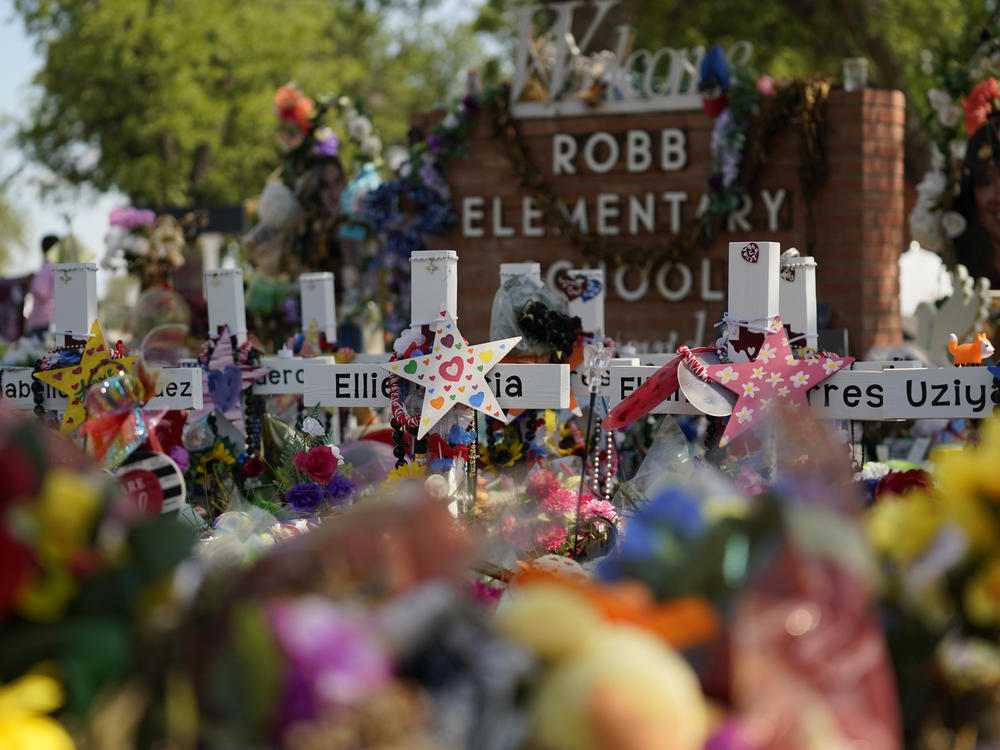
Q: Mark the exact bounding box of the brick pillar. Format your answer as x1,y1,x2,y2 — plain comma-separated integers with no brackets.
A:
812,89,905,357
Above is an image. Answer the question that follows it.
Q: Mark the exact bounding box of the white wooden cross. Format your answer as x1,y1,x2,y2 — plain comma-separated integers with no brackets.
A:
303,251,571,412
605,240,999,424
0,263,203,413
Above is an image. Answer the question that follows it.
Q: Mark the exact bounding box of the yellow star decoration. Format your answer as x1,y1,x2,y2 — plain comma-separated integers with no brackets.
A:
33,321,136,435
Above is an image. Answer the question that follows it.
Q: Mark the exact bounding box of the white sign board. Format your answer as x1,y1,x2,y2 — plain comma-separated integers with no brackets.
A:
0,367,203,412
304,362,570,410
252,356,336,395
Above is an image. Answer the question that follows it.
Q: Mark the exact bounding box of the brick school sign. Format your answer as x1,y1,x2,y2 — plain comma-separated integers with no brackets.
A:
417,87,905,358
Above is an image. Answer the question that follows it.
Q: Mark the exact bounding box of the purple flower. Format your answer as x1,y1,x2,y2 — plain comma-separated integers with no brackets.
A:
168,445,190,473
419,162,450,200
268,597,392,729
460,94,480,118
283,296,300,324
312,127,340,158
285,482,325,512
426,134,444,155
326,474,356,505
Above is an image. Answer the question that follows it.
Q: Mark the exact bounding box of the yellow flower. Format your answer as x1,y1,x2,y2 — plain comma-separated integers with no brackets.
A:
196,442,236,477
384,462,426,483
16,568,76,623
34,471,101,565
866,491,943,563
0,674,75,750
965,557,1000,627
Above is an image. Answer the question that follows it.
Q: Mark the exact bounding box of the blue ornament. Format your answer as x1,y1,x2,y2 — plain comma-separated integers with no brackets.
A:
698,44,730,93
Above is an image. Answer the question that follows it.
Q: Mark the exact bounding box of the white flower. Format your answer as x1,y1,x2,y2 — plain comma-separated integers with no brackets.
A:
790,371,810,388
360,135,382,158
442,113,459,130
301,417,325,436
751,366,765,379
348,115,373,141
909,200,944,250
822,358,842,374
766,371,784,386
950,139,967,164
930,147,945,171
259,181,302,228
734,406,754,424
777,385,790,397
716,365,739,384
759,397,774,411
916,170,947,199
854,461,891,481
939,104,963,129
337,96,352,108
758,343,775,363
741,382,760,398
927,88,953,113
386,146,409,172
941,210,968,239
784,354,800,366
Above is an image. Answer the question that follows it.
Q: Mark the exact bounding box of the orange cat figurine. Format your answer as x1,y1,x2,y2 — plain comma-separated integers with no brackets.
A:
948,332,994,365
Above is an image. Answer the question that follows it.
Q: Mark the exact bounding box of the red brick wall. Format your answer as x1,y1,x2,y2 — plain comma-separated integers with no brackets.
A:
417,88,905,358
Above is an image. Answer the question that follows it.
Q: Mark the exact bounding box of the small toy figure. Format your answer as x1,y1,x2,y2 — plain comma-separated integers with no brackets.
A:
948,332,994,365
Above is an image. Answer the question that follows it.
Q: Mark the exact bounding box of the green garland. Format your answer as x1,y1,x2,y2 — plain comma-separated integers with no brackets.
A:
483,76,833,267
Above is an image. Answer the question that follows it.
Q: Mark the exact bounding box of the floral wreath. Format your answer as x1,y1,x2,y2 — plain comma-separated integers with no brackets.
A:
910,25,1000,257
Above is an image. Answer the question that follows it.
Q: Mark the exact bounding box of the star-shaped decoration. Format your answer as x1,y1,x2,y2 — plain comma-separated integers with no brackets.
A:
187,326,268,434
34,320,137,435
705,315,854,448
381,310,520,439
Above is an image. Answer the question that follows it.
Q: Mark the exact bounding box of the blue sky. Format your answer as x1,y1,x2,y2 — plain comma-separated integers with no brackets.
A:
0,0,125,275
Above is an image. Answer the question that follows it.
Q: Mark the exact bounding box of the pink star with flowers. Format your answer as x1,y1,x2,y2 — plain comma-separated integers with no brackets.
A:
705,316,853,447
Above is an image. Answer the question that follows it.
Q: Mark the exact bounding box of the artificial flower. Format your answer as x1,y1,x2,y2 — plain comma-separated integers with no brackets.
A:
535,521,569,553
312,127,339,158
525,469,561,501
347,115,373,141
584,499,618,522
274,85,301,114
542,489,578,515
293,445,340,484
292,96,315,131
963,77,999,136
241,455,267,478
873,468,933,501
285,483,325,513
168,445,189,473
326,474,355,505
0,673,75,750
301,417,325,437
384,462,427,483
33,471,101,566
964,556,1000,627
195,442,236,478
941,210,968,238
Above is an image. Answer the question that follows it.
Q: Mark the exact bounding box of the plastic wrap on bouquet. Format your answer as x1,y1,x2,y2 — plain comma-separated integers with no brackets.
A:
490,272,568,355
732,410,900,750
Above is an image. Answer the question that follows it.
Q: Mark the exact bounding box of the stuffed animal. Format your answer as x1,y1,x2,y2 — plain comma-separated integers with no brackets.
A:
947,332,994,366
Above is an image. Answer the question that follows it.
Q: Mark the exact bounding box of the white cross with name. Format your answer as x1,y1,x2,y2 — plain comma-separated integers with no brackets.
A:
303,251,571,412
604,240,1000,428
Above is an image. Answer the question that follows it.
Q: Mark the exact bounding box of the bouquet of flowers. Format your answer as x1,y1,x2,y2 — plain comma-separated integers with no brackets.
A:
101,207,188,289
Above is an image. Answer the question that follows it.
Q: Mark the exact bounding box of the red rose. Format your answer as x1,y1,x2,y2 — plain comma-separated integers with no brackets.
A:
874,469,932,501
242,455,267,479
963,78,999,136
293,445,339,484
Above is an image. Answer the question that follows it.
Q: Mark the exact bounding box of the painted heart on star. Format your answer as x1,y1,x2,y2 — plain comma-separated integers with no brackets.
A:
430,396,444,409
479,351,493,363
440,334,455,348
440,356,463,381
469,391,485,408
404,360,418,374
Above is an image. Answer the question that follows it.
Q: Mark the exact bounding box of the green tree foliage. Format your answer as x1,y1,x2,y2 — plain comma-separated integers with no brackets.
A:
0,185,30,272
13,0,481,208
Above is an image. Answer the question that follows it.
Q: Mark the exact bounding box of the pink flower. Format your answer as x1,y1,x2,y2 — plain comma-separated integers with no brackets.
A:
964,78,999,136
471,580,503,605
293,445,339,484
525,469,561,501
542,488,578,514
756,74,776,96
534,521,568,552
109,206,156,229
584,499,618,522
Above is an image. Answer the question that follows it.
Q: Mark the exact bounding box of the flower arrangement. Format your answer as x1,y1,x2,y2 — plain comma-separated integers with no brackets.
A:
484,462,620,561
909,23,1000,258
101,208,188,289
